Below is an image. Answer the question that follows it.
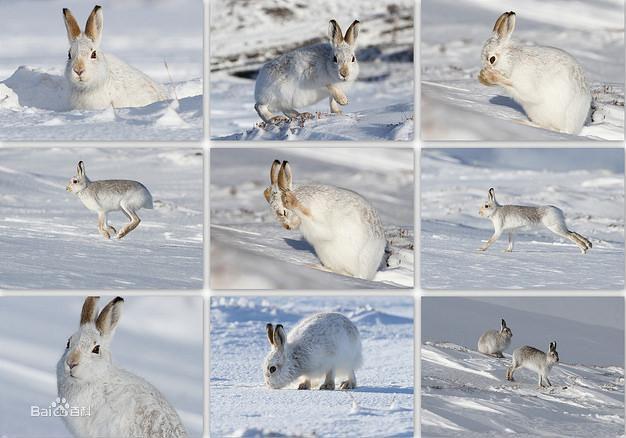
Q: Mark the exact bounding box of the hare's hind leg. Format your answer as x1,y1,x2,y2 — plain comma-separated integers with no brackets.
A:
319,369,336,390
97,212,115,239
255,103,289,124
340,370,357,390
545,223,588,253
117,204,141,239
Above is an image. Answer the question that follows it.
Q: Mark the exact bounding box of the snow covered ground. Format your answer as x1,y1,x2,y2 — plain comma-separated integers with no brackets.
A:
209,0,414,141
421,0,624,141
421,297,625,437
210,148,415,289
0,295,203,437
0,148,203,290
210,296,414,437
0,0,202,141
421,148,625,290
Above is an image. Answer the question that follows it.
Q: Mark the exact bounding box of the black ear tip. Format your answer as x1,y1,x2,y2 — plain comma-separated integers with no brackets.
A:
95,5,102,11
63,8,69,14
113,296,124,304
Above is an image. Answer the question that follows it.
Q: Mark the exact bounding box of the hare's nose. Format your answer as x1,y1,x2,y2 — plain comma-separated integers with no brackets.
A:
67,360,79,369
73,66,85,77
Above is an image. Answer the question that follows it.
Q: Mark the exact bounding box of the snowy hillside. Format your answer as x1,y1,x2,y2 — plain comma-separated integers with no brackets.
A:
0,0,202,141
421,0,624,140
0,148,203,290
421,149,625,290
421,297,625,437
209,0,414,141
0,296,203,437
210,296,414,437
210,148,415,289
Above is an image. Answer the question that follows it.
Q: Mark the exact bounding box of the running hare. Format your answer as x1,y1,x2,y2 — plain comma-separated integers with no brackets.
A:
479,12,591,134
57,296,186,437
66,161,153,239
264,312,362,390
478,188,592,253
478,318,512,358
506,341,559,388
264,160,386,280
254,19,360,123
63,5,169,109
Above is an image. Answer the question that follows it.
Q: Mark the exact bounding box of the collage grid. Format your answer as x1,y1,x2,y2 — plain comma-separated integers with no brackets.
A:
0,0,624,437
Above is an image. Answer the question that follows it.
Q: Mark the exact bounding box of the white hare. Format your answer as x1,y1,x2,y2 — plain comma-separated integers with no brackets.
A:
66,161,153,239
57,296,187,438
479,11,591,134
254,19,360,123
264,312,362,390
264,160,386,280
506,341,560,388
478,318,512,358
478,188,592,254
63,5,169,110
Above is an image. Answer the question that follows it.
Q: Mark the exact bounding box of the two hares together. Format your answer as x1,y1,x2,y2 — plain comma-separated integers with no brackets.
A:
478,188,592,254
63,5,169,109
57,297,186,437
264,312,362,390
479,12,591,134
255,19,360,123
264,160,386,280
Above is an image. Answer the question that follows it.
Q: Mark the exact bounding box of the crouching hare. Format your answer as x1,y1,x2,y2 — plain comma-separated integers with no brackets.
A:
57,296,186,437
264,312,362,390
478,318,512,358
63,5,169,109
479,12,591,134
254,19,360,123
264,160,386,280
67,161,153,239
478,188,592,254
506,341,560,388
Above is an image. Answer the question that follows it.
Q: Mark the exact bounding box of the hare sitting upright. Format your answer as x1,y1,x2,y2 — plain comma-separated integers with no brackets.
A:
478,318,513,358
506,341,560,388
63,5,169,109
478,188,592,254
478,11,591,134
66,161,153,239
264,312,362,390
254,19,360,123
264,160,386,280
57,297,187,437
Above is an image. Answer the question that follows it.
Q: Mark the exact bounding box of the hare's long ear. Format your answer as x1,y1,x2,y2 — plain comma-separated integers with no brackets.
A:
273,324,286,349
328,20,343,46
266,323,275,346
95,296,124,337
549,341,556,351
488,188,495,202
80,296,99,326
270,160,280,185
85,5,104,46
63,8,81,43
77,161,86,177
501,318,507,330
277,161,292,191
344,20,360,47
494,11,515,41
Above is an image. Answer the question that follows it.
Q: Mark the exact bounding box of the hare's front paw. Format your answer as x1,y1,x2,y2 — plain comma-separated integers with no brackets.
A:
319,382,335,390
99,229,112,239
269,115,290,124
339,380,355,390
297,380,311,390
336,94,348,105
478,246,487,252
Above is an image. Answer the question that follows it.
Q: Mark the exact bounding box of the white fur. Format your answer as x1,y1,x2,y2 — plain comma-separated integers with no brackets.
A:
57,297,186,437
264,312,362,390
254,19,360,123
478,188,592,254
63,6,169,110
506,342,560,388
264,160,386,280
67,161,153,239
477,319,513,358
479,11,591,134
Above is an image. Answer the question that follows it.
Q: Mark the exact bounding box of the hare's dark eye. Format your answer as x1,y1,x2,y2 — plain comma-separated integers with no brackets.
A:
351,55,355,62
269,366,276,373
333,55,337,63
72,179,78,184
489,56,496,64
484,204,489,208
91,51,97,59
68,50,71,60
92,345,100,354
66,338,71,349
